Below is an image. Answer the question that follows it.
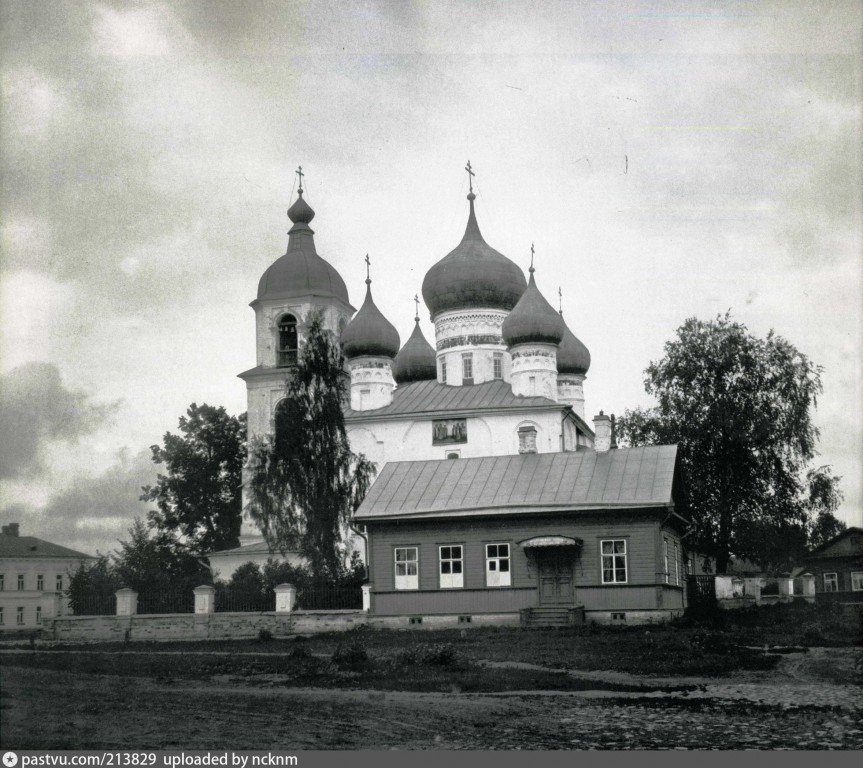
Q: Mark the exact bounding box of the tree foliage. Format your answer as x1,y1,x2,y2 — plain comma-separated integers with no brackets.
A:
67,554,122,615
616,313,843,573
247,313,375,577
141,403,246,554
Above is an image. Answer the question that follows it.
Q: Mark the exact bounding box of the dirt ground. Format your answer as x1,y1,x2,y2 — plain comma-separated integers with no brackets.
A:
2,647,861,750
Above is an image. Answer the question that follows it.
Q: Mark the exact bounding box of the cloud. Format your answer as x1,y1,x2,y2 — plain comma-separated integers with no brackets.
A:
0,448,156,557
0,362,116,479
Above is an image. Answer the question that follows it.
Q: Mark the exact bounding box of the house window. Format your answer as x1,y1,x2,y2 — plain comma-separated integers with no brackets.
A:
36,606,42,624
823,572,838,592
601,540,628,584
16,607,24,625
0,574,4,591
441,359,447,384
36,574,44,591
462,353,473,385
486,543,511,587
439,545,464,589
493,353,503,380
277,314,298,367
851,572,863,591
17,574,24,591
56,574,63,593
664,539,670,584
674,541,681,585
0,607,3,625
394,547,418,590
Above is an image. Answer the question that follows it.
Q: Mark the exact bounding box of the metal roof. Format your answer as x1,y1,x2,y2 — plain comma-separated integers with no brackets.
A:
345,378,560,420
354,445,679,521
0,535,95,561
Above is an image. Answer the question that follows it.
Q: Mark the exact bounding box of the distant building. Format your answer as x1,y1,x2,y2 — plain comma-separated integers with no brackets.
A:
803,526,863,603
0,523,95,630
215,168,687,624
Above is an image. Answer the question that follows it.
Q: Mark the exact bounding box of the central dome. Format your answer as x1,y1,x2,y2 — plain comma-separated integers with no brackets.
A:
422,193,526,318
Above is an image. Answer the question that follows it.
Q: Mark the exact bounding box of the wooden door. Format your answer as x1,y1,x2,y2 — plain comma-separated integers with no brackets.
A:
538,551,574,604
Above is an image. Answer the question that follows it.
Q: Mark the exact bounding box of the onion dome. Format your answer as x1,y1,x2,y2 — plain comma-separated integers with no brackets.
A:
501,262,565,347
341,274,400,359
421,192,526,318
256,188,351,305
393,311,437,384
558,317,591,375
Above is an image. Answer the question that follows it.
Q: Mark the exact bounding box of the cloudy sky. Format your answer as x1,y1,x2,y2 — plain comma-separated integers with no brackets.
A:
1,0,860,555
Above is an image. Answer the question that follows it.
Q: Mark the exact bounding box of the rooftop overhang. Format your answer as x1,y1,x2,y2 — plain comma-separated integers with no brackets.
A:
518,535,583,549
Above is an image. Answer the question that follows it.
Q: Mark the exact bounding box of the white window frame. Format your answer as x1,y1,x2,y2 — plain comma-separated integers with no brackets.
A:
16,606,24,625
486,543,511,587
664,539,670,584
851,571,863,592
493,353,503,380
439,545,464,589
56,574,63,593
601,539,628,584
441,359,447,384
394,547,419,590
36,574,44,591
36,606,42,624
462,353,473,382
823,572,839,592
674,541,681,585
17,574,24,591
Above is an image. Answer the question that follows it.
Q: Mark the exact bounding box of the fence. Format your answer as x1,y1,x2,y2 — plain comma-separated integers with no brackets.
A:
686,575,717,612
215,589,275,613
71,594,115,616
137,590,195,615
296,585,362,610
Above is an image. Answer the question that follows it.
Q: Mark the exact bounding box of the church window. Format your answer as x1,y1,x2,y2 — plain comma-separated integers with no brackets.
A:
486,543,511,587
823,572,838,592
493,353,503,380
462,353,473,385
439,545,463,589
446,451,460,460
17,574,24,591
394,547,418,590
440,360,447,384
36,574,44,591
851,572,863,591
601,540,628,584
16,607,24,625
55,574,63,592
529,376,536,395
277,314,298,367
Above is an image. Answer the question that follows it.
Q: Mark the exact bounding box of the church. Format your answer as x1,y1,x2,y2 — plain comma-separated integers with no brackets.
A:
210,166,687,626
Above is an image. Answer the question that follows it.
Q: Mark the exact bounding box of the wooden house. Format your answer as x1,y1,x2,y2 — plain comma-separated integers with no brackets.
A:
803,527,863,603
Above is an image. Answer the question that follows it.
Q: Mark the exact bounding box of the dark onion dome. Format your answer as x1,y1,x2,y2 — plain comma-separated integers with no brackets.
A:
501,266,565,347
557,316,591,375
393,317,437,384
341,278,400,359
422,192,526,318
256,189,352,305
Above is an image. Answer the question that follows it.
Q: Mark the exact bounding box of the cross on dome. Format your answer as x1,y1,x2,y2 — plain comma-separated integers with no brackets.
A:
414,293,420,322
558,286,563,315
465,160,475,195
530,242,535,273
364,253,371,284
295,165,304,194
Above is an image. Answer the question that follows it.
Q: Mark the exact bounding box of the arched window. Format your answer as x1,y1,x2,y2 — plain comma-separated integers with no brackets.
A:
277,314,298,367
274,398,291,449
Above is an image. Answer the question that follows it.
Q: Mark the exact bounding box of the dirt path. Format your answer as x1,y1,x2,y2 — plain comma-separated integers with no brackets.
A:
2,648,861,749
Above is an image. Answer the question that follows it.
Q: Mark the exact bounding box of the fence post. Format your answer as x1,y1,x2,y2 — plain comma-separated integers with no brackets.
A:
193,585,216,614
115,588,138,616
778,577,794,600
274,583,296,613
361,583,372,612
801,574,816,601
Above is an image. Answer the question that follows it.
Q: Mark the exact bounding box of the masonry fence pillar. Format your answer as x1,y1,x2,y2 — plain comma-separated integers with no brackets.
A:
194,585,216,614
778,577,794,600
801,574,816,601
361,583,372,612
274,583,296,613
115,588,138,616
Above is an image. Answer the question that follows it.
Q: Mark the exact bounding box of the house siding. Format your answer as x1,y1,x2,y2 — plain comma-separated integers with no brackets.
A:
366,510,683,615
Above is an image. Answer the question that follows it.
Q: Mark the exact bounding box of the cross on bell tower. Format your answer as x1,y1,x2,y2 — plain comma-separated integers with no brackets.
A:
295,165,304,194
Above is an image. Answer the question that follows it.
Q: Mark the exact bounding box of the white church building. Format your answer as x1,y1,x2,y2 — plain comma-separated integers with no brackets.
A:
210,168,687,626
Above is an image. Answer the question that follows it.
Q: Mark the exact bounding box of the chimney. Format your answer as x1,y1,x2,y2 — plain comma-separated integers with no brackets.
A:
2,522,20,537
593,411,612,452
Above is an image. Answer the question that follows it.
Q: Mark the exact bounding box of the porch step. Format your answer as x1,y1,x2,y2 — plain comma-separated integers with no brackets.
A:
522,606,585,629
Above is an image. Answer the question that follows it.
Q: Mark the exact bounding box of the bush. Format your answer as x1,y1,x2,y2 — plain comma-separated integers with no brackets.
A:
332,641,369,669
394,642,461,668
689,629,736,655
257,628,273,643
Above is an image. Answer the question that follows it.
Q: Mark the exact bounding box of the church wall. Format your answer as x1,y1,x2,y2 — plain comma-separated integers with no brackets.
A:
434,309,511,386
365,511,681,615
346,409,566,470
